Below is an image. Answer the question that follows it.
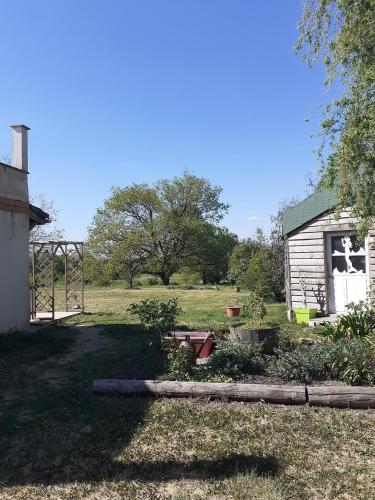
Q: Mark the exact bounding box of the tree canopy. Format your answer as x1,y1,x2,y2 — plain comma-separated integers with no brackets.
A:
87,172,229,285
296,0,375,232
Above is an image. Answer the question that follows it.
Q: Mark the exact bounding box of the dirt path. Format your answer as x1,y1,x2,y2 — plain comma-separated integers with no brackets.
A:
38,325,107,384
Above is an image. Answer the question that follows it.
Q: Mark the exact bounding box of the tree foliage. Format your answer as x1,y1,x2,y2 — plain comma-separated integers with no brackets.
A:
86,172,229,285
296,0,375,232
229,201,298,302
186,224,238,284
228,229,265,282
29,193,64,242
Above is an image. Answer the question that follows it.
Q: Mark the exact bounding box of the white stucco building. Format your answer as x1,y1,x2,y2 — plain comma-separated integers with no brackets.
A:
0,125,49,333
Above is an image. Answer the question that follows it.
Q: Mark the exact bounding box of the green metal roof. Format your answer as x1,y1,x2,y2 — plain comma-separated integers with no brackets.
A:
282,188,337,236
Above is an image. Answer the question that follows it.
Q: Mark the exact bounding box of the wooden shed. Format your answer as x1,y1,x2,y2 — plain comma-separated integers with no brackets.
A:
282,189,375,321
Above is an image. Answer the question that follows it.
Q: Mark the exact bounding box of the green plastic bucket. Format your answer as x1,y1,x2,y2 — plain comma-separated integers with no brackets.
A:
294,308,317,325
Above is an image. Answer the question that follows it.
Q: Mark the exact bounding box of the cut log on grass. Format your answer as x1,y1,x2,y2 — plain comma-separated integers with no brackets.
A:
92,379,307,405
308,386,375,409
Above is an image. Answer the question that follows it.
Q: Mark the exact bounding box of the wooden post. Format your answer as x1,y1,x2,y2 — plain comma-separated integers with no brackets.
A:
308,386,375,409
92,380,307,405
64,243,68,312
51,242,55,321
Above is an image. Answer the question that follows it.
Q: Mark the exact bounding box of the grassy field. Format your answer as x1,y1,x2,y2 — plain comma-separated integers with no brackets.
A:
1,286,375,499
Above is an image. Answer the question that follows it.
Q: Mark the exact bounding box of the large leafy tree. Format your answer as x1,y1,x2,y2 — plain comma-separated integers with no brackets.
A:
296,0,375,232
186,224,238,284
87,172,229,285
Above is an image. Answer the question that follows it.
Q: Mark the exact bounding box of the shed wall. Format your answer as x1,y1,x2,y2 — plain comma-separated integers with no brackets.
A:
286,210,375,313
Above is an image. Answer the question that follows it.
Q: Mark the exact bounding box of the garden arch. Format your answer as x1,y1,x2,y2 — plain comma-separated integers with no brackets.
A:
30,241,84,322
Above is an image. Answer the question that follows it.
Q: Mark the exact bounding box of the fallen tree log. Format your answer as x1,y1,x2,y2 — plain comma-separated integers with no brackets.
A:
92,379,307,405
308,386,375,409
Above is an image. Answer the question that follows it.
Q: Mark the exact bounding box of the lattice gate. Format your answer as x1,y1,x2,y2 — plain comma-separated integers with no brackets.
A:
30,241,84,320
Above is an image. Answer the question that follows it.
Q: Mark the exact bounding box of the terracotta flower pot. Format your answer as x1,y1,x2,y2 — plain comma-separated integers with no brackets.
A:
226,306,241,318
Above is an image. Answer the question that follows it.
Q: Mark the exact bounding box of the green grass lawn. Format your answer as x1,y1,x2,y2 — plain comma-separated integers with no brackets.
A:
1,286,375,499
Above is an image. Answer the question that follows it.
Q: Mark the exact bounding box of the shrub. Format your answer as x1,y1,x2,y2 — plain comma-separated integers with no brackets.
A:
269,344,334,384
208,342,265,380
163,339,195,381
237,250,273,299
331,337,375,385
319,302,375,341
128,298,181,336
238,292,267,324
179,269,202,286
147,276,160,286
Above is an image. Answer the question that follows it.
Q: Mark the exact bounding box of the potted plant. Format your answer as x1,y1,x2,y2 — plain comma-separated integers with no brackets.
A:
226,305,241,318
293,270,317,324
229,292,279,354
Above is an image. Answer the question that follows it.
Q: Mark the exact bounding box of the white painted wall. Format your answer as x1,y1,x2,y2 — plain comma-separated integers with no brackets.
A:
0,163,28,202
0,126,30,333
0,211,30,332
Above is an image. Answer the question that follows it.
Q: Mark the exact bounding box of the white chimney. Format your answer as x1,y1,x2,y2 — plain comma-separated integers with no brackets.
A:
10,124,30,172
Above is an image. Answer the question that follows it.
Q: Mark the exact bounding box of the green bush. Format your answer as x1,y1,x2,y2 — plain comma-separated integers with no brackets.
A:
238,292,266,323
208,342,265,380
163,339,196,381
269,344,334,384
319,302,375,341
331,337,375,385
128,298,181,336
146,276,160,286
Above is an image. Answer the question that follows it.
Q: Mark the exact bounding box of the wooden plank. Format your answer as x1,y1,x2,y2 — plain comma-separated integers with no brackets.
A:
290,288,326,296
309,216,359,228
291,278,325,285
290,259,324,267
92,379,307,405
308,386,375,409
288,239,324,247
294,223,359,234
289,232,324,241
291,301,322,309
293,226,328,234
290,271,326,278
289,252,325,259
288,245,324,253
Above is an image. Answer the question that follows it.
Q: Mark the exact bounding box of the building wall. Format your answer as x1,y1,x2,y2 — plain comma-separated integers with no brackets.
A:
0,163,28,201
285,210,375,314
0,163,30,333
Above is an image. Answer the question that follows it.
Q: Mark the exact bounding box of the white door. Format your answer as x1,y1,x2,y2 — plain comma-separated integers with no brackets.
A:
327,233,369,313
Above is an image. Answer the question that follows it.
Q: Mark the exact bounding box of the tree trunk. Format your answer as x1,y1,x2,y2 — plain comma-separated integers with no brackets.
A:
161,273,170,285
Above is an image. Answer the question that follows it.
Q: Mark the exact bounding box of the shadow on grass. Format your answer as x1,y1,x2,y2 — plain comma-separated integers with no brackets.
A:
118,454,280,482
0,323,161,487
0,322,281,488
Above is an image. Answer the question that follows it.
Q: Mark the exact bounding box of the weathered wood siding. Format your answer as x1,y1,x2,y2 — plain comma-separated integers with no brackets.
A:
285,210,375,313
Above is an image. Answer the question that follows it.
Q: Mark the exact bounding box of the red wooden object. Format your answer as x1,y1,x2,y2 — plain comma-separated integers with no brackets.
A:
166,331,214,359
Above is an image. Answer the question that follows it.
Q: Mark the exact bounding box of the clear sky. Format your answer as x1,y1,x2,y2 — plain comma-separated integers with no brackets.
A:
0,0,329,240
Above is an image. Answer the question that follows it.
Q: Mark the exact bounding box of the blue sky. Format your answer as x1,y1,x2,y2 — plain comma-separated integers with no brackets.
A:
0,0,329,240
